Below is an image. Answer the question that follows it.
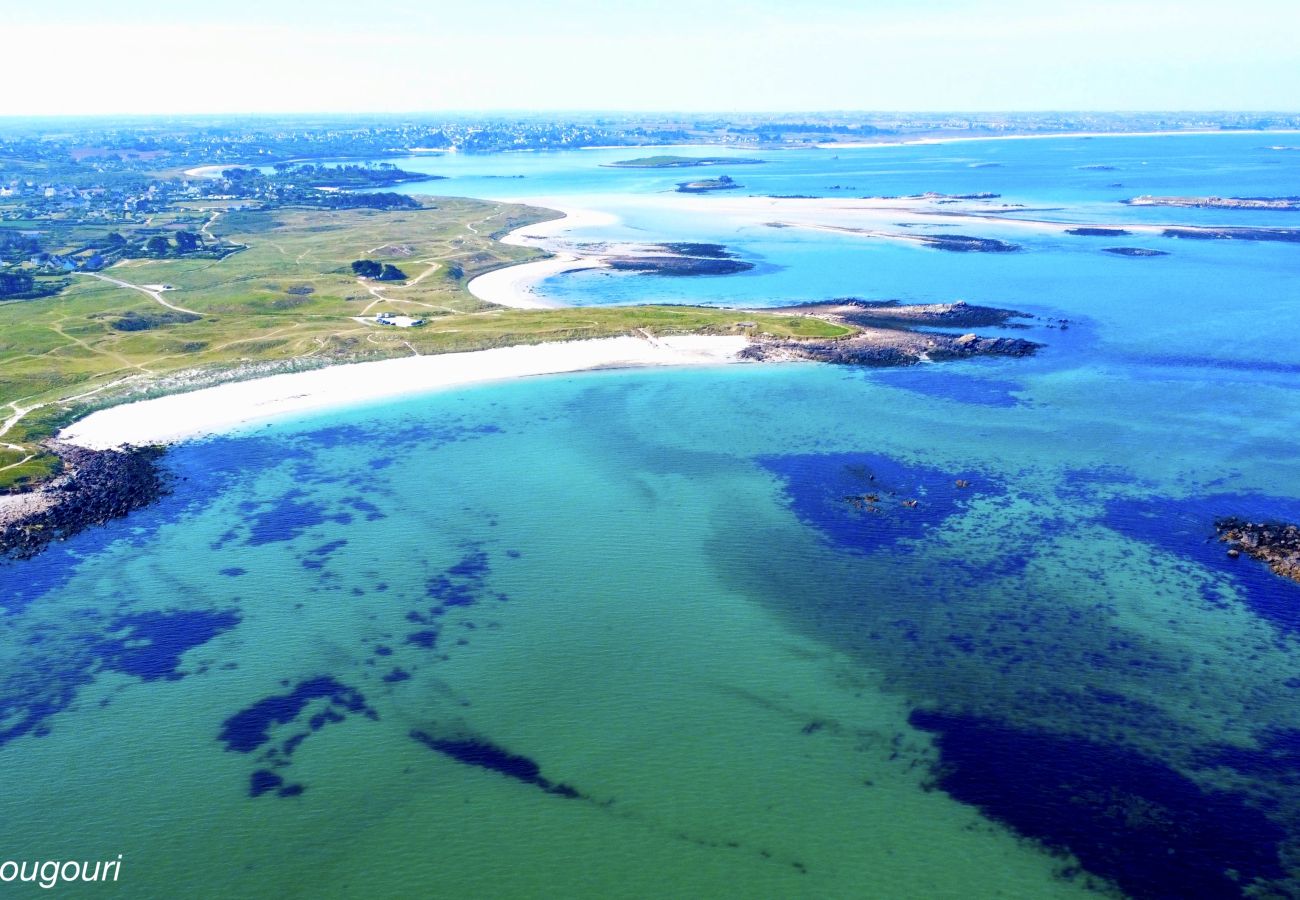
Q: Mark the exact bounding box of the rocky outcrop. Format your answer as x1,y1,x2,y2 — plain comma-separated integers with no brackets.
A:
1066,227,1131,237
743,330,1039,367
1215,517,1300,584
775,299,1031,329
0,443,171,560
676,176,741,193
1127,195,1300,210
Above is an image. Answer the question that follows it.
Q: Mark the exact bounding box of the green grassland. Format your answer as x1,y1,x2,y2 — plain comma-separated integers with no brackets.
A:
0,197,848,490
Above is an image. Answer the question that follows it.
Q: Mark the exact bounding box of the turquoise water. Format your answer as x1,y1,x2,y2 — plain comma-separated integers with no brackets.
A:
4,135,1300,898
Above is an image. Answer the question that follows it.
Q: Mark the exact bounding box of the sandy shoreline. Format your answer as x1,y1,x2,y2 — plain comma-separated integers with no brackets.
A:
59,335,751,449
466,205,618,309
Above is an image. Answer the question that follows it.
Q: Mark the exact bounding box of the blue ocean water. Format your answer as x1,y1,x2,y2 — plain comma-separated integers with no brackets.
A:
4,135,1300,898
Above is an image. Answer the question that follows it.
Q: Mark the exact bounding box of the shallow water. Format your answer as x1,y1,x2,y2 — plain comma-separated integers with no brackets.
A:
4,135,1300,898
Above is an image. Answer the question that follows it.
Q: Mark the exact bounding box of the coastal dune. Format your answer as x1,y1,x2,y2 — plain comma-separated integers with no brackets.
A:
59,336,749,449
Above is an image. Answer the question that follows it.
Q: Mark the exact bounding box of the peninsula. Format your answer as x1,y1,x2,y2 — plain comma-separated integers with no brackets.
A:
604,156,765,168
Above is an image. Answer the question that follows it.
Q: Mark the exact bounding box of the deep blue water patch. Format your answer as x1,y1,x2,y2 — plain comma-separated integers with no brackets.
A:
875,366,1025,408
1103,492,1300,634
910,709,1287,899
99,609,241,681
757,452,996,555
382,667,411,683
219,567,247,577
410,730,580,799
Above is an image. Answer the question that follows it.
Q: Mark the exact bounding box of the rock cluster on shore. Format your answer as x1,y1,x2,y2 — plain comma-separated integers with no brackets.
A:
0,443,171,560
744,330,1039,367
1215,517,1300,584
742,299,1040,366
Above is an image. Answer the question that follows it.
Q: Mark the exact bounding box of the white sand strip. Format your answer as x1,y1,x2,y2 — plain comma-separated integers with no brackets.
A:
467,205,618,309
59,336,751,449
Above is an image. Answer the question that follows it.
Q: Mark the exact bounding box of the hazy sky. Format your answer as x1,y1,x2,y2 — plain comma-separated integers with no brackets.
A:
7,0,1298,115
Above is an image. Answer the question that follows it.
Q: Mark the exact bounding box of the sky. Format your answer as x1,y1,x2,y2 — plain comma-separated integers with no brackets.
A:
5,0,1299,116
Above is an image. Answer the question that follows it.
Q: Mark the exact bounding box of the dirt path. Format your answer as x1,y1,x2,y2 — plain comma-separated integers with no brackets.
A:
85,272,202,315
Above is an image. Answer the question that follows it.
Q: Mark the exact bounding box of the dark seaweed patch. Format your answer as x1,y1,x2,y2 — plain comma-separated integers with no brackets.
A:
0,605,238,748
878,367,1024,408
910,709,1286,900
219,567,247,577
246,493,328,545
249,770,283,797
222,677,376,798
99,609,241,681
345,497,385,521
410,730,580,799
382,668,411,683
757,452,995,554
1199,728,1300,786
219,676,374,753
406,630,439,649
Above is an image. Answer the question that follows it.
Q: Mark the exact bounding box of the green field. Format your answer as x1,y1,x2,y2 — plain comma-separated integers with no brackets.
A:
0,197,847,490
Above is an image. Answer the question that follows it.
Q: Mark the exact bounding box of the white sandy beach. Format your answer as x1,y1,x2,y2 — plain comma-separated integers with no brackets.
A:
59,335,750,449
467,205,618,309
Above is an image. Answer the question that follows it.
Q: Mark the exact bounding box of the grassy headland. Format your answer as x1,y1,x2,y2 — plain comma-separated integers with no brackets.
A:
0,197,846,490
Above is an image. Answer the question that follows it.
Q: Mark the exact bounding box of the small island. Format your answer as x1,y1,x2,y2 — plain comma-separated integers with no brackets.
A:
604,156,765,168
1102,247,1169,257
914,233,1021,253
676,175,742,194
1066,227,1131,237
744,298,1039,367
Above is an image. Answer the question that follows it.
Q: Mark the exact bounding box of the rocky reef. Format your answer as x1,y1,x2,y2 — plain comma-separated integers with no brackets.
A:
676,175,741,194
1127,195,1300,211
1102,247,1170,257
1216,517,1300,584
1066,227,1131,237
744,331,1038,366
743,299,1039,367
1162,227,1300,244
0,442,171,560
605,241,754,276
